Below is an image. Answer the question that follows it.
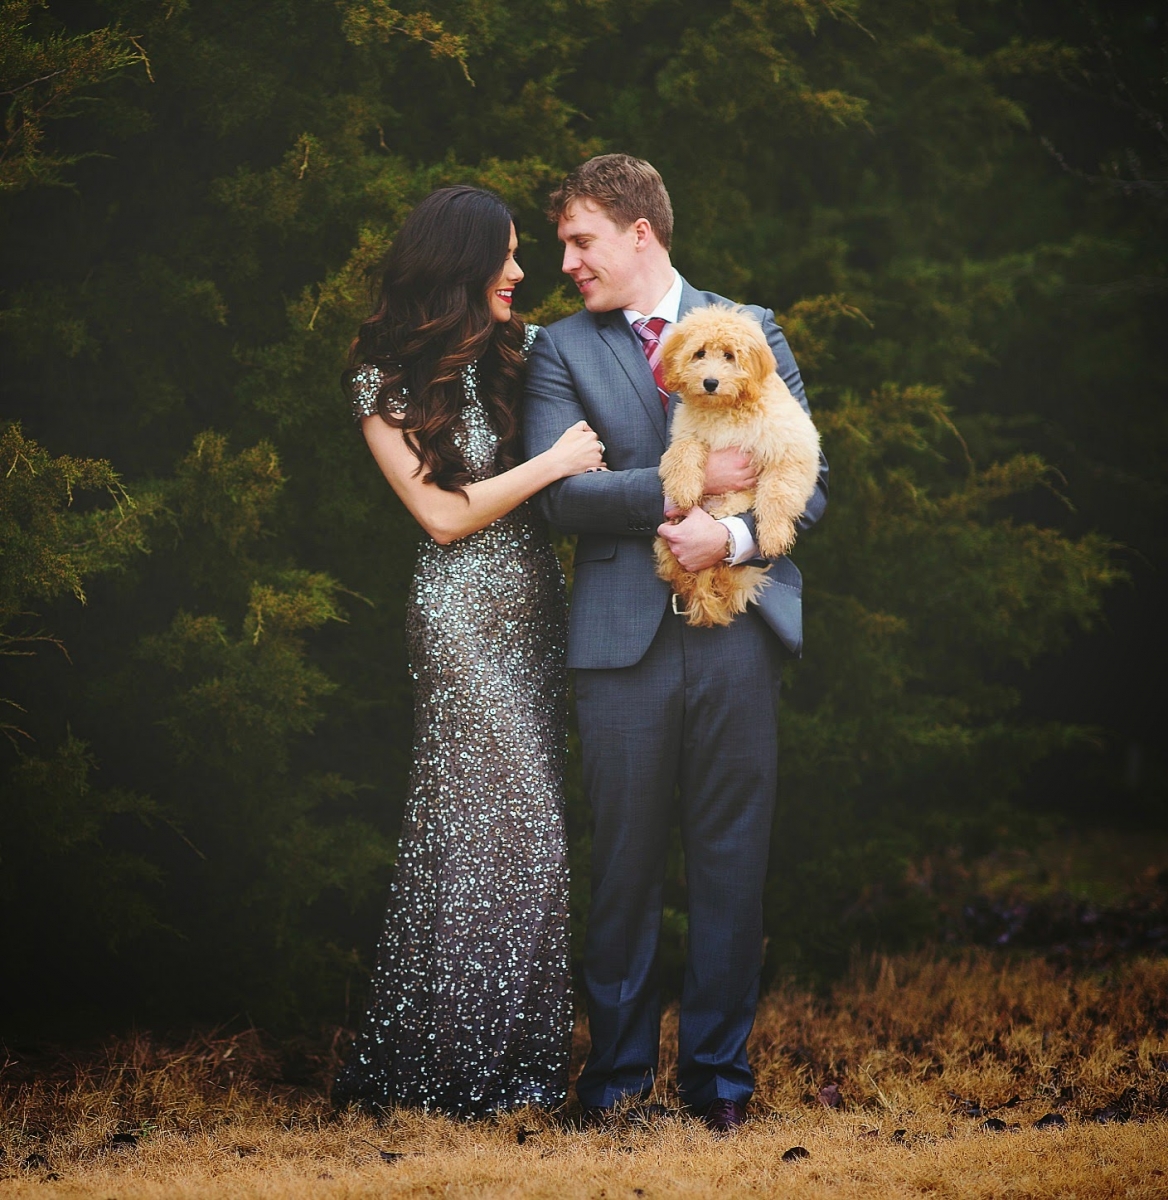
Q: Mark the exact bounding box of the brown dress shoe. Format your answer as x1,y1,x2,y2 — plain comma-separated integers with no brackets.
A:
700,1098,748,1134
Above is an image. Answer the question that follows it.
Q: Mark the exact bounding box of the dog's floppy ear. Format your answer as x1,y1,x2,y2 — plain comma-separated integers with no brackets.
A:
737,315,777,388
661,324,695,393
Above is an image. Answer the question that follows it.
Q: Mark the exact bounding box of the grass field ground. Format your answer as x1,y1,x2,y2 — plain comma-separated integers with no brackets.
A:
3,952,1166,1198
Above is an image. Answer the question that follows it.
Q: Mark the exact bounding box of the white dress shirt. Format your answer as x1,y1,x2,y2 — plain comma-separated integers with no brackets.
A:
623,272,760,565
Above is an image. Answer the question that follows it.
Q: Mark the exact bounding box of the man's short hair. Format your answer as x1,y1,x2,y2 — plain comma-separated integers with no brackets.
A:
547,154,674,251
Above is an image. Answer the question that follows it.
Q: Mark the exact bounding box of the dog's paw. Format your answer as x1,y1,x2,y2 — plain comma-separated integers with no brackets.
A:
659,439,708,511
755,515,797,560
665,481,705,512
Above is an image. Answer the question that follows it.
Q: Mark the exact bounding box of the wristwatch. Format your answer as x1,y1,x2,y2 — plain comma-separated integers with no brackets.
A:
721,524,735,564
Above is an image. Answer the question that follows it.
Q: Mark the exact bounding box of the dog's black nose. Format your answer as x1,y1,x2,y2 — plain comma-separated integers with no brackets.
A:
703,377,719,393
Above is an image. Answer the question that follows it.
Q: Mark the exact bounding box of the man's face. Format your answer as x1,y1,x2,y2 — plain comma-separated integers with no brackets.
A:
558,199,642,313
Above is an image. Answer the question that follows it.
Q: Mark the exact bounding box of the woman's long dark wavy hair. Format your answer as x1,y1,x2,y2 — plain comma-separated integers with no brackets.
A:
346,186,527,493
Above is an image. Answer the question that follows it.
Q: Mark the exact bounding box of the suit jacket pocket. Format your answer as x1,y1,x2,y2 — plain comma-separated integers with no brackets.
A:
574,535,618,565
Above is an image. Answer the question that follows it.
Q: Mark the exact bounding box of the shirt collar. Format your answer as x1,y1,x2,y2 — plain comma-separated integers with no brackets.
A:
623,269,683,327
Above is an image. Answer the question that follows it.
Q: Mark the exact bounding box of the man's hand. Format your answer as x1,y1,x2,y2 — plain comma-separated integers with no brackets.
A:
703,447,756,495
658,506,730,573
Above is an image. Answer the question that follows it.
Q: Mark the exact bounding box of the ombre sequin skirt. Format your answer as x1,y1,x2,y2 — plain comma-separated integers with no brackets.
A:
333,504,572,1116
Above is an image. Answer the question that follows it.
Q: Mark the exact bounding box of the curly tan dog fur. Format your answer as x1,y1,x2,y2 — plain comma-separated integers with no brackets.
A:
654,305,821,627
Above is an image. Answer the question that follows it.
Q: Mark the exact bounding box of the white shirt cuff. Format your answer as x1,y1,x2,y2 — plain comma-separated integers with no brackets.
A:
718,516,759,565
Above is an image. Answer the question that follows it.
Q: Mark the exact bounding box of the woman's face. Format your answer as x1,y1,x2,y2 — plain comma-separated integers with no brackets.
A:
487,222,523,323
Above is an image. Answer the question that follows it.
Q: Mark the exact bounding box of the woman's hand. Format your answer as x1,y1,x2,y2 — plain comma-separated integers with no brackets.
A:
546,420,607,477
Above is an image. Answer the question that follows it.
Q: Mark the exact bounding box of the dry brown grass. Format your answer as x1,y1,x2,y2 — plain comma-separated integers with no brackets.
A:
3,951,1167,1198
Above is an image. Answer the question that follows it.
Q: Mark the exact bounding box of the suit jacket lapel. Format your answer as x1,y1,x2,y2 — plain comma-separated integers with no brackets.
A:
666,278,708,431
676,278,706,321
596,311,667,446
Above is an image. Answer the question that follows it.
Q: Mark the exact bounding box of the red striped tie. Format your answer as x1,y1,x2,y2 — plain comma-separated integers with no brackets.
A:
633,316,670,408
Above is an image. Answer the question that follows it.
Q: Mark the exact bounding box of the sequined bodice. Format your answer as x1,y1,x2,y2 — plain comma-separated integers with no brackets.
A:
350,335,549,572
452,380,497,479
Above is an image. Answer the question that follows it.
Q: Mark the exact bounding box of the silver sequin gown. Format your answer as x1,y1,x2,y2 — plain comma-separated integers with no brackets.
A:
334,329,573,1116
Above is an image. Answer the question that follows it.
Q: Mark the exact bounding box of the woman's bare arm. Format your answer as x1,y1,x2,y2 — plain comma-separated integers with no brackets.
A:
362,415,604,544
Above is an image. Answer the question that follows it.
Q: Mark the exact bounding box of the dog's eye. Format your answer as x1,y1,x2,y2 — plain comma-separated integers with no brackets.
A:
693,349,706,360
723,351,735,361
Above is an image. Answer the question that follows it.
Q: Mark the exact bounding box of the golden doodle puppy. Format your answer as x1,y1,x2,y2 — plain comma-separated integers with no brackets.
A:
655,305,821,627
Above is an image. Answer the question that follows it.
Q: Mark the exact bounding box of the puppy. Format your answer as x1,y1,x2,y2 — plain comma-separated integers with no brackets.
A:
654,305,821,627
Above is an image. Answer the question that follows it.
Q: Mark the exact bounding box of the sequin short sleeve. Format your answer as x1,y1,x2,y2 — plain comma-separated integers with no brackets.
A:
522,324,540,358
351,365,408,421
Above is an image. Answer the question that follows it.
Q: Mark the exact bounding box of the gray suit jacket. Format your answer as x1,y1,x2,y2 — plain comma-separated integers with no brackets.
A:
523,279,829,669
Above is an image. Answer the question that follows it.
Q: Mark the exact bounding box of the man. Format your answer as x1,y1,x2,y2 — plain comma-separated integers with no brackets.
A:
523,154,828,1132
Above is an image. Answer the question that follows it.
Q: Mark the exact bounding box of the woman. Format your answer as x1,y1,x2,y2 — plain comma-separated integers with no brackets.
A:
332,186,603,1116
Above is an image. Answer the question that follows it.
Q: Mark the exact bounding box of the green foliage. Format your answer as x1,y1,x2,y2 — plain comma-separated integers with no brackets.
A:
338,0,471,77
0,424,163,973
0,421,148,618
0,0,1161,1027
0,0,143,191
0,421,154,737
141,571,343,772
0,736,164,960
